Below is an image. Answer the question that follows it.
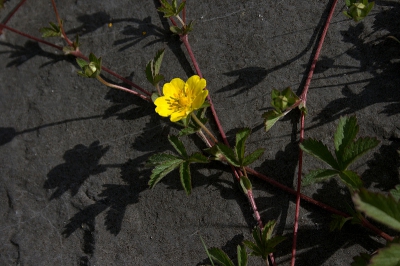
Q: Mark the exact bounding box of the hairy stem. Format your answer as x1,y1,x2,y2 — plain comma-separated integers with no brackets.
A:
96,76,151,101
190,113,218,144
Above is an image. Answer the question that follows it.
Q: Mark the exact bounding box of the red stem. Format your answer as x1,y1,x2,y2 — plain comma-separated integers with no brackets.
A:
292,0,340,264
0,0,27,34
50,0,73,46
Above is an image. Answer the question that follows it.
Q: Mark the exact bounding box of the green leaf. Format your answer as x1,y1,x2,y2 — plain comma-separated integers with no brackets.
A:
339,170,363,191
369,243,400,266
188,152,209,163
199,236,215,266
242,148,264,166
151,92,160,103
334,116,359,163
240,176,252,194
215,143,240,167
168,135,188,158
145,61,154,84
302,169,338,186
237,245,248,266
180,161,191,195
351,253,372,266
153,49,165,76
390,184,400,202
353,188,400,232
341,137,380,170
39,21,62,38
263,110,284,132
208,248,235,266
235,128,251,164
330,214,352,231
170,26,183,35
300,139,339,169
148,155,183,188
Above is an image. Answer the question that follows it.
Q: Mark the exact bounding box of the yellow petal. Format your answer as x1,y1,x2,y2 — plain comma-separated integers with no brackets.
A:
163,78,185,96
192,90,208,109
154,97,173,117
170,110,187,122
185,75,206,96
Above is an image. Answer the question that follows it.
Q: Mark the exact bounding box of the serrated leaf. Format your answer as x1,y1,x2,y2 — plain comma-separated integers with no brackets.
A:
153,49,165,76
168,135,187,158
353,188,400,231
76,58,88,68
235,128,251,164
339,170,363,191
335,116,359,163
341,137,380,170
180,161,191,195
242,148,264,166
369,243,400,266
330,214,352,231
302,169,338,186
237,245,248,266
300,139,339,169
390,185,400,202
153,74,164,85
145,61,154,84
208,248,235,266
147,153,179,166
263,110,284,132
215,143,240,167
188,152,209,163
177,1,186,14
351,253,372,266
148,156,183,188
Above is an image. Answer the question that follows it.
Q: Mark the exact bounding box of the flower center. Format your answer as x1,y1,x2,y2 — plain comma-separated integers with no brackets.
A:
178,96,190,108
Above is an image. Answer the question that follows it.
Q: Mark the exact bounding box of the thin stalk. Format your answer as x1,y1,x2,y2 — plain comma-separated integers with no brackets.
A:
50,0,73,46
0,0,27,34
292,0,340,265
190,112,218,144
96,76,151,102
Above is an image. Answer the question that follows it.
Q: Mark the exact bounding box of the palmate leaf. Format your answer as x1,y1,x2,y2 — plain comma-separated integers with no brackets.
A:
353,188,400,232
341,137,380,170
369,243,400,266
302,169,338,186
188,152,209,163
208,248,235,266
300,138,339,169
334,116,359,163
235,128,251,164
148,154,183,188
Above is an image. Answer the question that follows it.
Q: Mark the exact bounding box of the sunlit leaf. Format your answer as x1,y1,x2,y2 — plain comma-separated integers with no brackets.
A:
215,143,240,167
302,169,338,186
263,110,284,132
341,137,380,170
243,148,264,166
180,161,191,195
208,248,235,266
168,135,188,158
353,188,400,231
235,128,251,164
300,139,339,169
334,116,359,163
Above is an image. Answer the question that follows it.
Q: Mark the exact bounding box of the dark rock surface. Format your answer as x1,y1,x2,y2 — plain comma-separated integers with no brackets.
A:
0,0,399,265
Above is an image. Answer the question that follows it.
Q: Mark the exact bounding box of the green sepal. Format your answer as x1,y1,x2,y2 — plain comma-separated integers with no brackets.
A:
151,92,160,103
77,53,102,78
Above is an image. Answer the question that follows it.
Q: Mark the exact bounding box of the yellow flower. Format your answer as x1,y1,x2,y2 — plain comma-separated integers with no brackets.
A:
154,75,208,122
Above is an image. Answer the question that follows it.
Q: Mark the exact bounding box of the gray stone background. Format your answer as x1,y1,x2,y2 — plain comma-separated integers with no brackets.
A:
0,0,399,265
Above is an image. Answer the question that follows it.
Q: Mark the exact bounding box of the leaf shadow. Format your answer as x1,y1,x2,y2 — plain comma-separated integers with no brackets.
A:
44,140,110,200
217,67,268,97
66,11,112,37
0,40,66,68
